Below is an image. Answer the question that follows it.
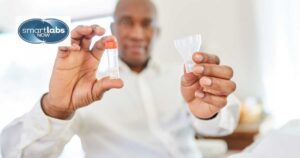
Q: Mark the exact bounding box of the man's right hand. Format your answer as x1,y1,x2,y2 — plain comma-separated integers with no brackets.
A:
42,25,124,119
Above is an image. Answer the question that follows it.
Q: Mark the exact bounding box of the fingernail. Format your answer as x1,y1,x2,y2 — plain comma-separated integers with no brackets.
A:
193,66,204,74
195,91,205,98
196,54,203,62
201,77,212,86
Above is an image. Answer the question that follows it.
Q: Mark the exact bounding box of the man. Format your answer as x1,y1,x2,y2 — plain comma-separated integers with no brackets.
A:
1,0,239,157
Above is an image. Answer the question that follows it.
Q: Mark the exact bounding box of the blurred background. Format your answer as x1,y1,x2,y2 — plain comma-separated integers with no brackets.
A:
0,0,299,157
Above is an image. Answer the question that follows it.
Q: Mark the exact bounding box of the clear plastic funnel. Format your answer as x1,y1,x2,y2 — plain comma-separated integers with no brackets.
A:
174,34,202,73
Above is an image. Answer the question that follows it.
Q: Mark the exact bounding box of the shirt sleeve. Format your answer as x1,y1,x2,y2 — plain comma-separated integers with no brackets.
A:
1,95,79,158
190,94,241,136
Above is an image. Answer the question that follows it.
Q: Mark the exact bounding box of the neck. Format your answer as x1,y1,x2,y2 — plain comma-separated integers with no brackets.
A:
122,59,150,74
130,66,146,73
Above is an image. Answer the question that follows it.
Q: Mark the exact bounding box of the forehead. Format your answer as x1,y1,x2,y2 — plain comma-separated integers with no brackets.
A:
114,0,156,20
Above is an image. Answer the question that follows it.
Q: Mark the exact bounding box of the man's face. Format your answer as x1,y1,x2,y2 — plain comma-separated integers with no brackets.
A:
112,0,159,68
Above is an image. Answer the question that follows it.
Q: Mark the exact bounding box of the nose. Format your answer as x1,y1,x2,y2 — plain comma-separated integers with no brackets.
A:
129,25,144,41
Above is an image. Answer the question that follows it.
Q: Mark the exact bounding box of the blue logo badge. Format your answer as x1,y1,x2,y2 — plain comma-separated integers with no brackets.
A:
18,18,69,44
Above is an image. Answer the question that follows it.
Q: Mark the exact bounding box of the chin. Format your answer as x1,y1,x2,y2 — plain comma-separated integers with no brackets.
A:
123,56,149,67
129,58,147,66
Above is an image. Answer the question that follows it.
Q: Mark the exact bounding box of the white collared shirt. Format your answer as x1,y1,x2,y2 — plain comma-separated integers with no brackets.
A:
1,59,240,158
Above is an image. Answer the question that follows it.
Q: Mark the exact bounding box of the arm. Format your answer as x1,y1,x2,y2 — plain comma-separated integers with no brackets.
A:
1,25,124,157
1,95,78,158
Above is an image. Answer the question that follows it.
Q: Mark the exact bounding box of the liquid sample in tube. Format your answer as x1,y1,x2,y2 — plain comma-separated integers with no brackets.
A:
105,39,120,79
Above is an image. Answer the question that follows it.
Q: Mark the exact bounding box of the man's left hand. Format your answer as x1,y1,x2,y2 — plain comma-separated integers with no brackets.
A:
181,52,236,119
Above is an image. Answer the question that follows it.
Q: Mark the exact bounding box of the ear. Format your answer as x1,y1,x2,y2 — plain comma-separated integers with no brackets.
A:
110,22,116,35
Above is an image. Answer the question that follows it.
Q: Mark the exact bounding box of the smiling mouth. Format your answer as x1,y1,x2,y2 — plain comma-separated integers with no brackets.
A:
127,45,145,54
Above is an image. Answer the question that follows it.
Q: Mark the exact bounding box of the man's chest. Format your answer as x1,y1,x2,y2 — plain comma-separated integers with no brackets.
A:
78,67,186,131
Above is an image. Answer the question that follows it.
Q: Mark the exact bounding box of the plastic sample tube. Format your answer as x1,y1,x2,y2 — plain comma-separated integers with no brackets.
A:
105,39,120,79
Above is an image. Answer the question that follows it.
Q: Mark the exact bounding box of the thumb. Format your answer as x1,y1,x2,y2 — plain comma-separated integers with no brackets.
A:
181,66,199,87
92,77,124,100
91,36,116,61
181,66,201,103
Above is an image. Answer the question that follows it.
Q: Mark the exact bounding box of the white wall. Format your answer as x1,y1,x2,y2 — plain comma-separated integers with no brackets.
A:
152,0,263,101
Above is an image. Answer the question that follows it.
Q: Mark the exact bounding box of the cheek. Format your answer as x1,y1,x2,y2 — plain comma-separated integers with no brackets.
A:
115,27,128,40
145,30,155,45
116,35,128,50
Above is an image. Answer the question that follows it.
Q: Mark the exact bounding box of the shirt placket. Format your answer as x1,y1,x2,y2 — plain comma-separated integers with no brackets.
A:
137,74,180,158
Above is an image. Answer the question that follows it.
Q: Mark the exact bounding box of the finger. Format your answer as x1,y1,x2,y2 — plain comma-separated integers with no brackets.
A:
192,52,220,64
57,43,80,58
92,77,124,100
69,43,81,51
199,76,236,96
181,66,199,87
192,64,234,80
81,25,106,51
58,43,80,52
195,91,227,108
91,36,116,61
71,25,93,45
86,24,106,38
71,25,105,50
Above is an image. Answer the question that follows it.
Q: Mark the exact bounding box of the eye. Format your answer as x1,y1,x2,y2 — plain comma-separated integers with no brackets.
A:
119,18,133,27
142,19,153,28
